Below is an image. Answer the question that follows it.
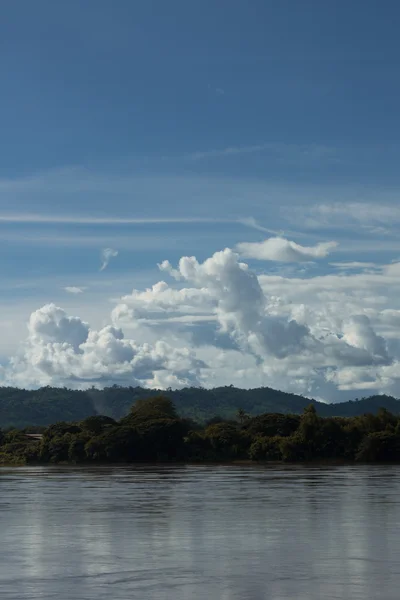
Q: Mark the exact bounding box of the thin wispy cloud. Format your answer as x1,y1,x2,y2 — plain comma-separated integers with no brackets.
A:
207,84,225,96
0,212,304,238
288,203,400,232
100,248,118,271
0,214,234,225
64,286,85,294
188,142,337,162
189,144,271,161
330,262,379,270
237,216,285,236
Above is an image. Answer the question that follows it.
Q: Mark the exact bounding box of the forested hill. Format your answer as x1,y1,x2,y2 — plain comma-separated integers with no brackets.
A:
1,385,400,429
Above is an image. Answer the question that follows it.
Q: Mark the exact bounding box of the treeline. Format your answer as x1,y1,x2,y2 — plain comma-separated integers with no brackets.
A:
2,384,400,429
2,396,400,465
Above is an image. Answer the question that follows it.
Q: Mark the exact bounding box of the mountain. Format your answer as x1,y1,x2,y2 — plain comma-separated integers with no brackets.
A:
0,385,400,429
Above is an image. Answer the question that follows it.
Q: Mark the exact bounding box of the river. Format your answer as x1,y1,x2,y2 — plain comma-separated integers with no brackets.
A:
0,464,399,599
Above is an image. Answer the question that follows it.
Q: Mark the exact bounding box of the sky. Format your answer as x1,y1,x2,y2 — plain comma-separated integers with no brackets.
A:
2,0,400,401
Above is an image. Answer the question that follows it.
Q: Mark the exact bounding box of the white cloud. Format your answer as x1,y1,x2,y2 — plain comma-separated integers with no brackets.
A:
118,248,400,399
28,304,89,351
342,315,389,363
330,262,378,270
116,248,391,372
6,304,204,388
380,309,400,328
100,248,118,271
236,237,337,262
286,202,400,232
6,243,400,401
64,286,85,294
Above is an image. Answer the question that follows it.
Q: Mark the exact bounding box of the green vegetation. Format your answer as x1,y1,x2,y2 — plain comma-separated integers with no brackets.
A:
3,396,400,465
1,384,400,429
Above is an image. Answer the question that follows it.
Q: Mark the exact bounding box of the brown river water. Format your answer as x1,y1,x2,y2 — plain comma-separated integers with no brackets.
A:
0,464,399,599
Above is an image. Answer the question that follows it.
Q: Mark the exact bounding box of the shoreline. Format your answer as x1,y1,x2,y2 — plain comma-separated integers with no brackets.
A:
1,459,398,468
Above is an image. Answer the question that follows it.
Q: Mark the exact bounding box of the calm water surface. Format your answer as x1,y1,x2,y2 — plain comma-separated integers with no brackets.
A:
1,464,400,599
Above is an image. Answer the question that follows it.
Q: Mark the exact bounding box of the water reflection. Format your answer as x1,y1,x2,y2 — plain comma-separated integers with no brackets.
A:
1,465,400,599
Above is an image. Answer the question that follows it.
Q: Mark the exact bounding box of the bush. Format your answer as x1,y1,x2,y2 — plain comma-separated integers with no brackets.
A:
356,431,400,462
245,414,300,438
248,436,283,461
85,427,139,462
79,415,117,435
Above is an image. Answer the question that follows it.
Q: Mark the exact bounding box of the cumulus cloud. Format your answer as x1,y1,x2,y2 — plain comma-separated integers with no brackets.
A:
28,304,89,351
100,248,118,271
342,315,389,362
112,280,215,327
113,247,400,400
236,237,337,262
118,249,392,370
158,260,182,280
6,304,205,388
64,286,85,294
5,242,400,401
154,249,310,359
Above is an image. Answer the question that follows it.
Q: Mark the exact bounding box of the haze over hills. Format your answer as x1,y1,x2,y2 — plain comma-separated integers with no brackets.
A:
1,385,400,429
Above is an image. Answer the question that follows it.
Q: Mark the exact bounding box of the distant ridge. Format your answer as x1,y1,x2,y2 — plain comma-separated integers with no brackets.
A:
0,385,399,429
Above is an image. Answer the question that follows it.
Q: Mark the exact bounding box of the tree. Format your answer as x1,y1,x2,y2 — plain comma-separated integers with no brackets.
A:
244,413,300,438
135,418,189,461
203,422,248,459
85,427,139,462
68,432,91,462
131,396,177,419
79,415,117,436
121,396,178,428
47,433,73,463
236,408,248,426
249,436,283,461
356,431,400,462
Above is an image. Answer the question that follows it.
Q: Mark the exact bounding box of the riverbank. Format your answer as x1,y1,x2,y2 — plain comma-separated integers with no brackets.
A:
3,397,400,465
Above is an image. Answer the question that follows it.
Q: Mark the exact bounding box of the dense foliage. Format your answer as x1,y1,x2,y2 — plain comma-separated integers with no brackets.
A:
3,397,400,465
1,384,400,429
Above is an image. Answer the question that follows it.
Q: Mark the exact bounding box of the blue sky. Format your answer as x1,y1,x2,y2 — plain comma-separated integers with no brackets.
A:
3,0,400,176
2,1,400,399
